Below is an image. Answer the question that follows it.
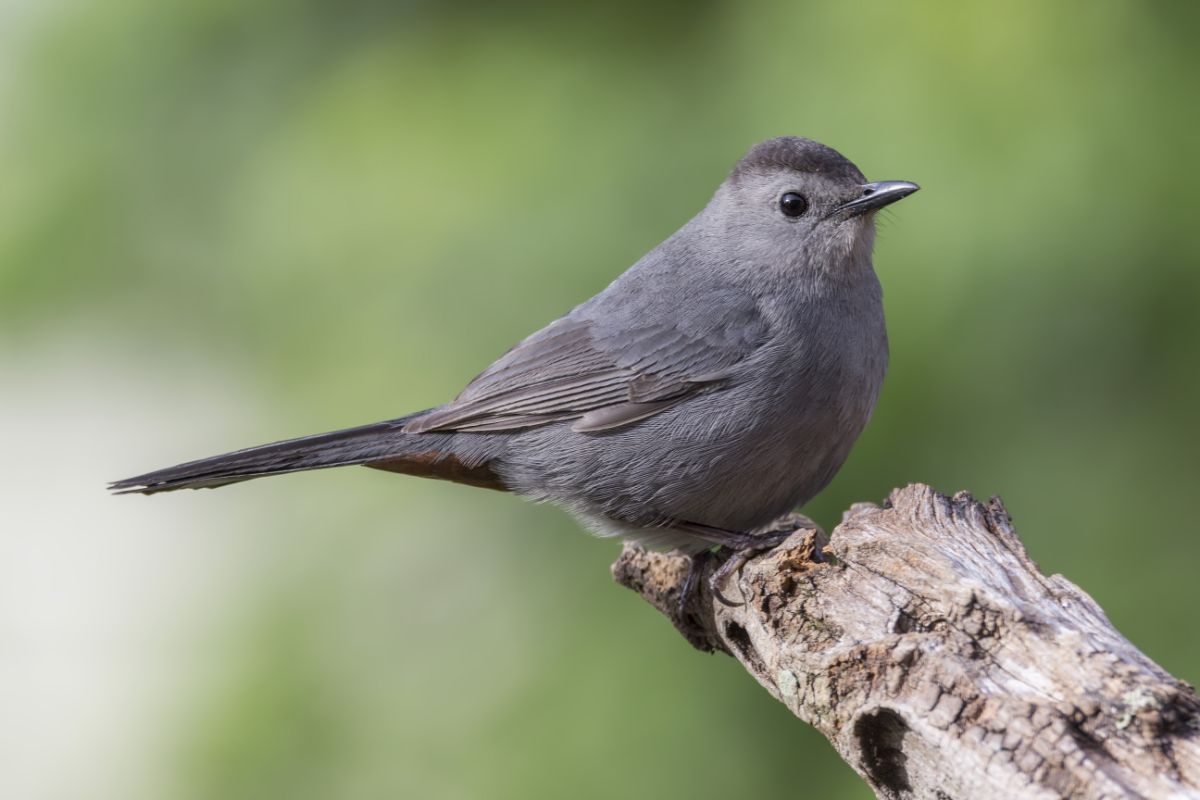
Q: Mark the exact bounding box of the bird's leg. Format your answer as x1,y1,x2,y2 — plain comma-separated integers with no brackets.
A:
707,526,798,607
672,515,826,607
677,548,715,622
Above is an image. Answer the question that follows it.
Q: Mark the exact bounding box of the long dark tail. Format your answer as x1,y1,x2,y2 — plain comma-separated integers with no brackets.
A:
109,411,506,495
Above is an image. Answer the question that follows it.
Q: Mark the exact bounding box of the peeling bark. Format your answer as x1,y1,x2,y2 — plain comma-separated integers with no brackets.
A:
612,484,1200,800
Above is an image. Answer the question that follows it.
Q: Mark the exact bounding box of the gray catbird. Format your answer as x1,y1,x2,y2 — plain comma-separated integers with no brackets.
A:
112,136,918,590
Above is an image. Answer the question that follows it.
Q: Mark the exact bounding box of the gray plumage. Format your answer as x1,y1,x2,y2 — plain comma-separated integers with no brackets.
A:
111,136,918,553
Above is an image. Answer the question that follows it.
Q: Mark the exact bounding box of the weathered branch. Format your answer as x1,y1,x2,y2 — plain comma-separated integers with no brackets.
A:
613,484,1200,799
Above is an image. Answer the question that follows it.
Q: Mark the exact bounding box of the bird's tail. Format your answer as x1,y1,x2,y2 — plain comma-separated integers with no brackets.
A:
108,411,505,495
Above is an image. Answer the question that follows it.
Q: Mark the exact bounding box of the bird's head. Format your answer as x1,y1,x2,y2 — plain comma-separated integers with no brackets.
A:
708,136,918,293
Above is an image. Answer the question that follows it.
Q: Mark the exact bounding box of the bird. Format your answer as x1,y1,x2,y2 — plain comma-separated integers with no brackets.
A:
111,136,918,601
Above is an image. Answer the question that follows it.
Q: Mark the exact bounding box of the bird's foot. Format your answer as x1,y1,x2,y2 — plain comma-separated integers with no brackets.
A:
670,514,826,611
677,548,715,623
709,516,826,607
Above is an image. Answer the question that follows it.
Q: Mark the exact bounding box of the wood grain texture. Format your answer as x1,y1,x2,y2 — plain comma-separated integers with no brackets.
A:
613,484,1200,799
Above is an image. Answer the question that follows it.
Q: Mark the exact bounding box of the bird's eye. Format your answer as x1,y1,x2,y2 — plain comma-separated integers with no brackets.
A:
779,192,808,218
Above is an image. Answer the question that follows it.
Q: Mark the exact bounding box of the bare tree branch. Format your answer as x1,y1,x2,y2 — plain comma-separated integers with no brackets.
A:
613,484,1200,799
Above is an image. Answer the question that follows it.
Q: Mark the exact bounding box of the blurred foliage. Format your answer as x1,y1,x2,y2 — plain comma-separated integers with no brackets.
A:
3,0,1199,797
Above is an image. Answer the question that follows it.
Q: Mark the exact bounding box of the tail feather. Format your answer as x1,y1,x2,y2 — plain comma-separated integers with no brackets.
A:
110,412,447,495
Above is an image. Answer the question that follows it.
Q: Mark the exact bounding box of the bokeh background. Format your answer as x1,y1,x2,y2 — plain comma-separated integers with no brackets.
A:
2,0,1198,797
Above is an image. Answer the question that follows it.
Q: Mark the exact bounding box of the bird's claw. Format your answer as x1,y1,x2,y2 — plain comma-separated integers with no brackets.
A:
677,549,713,621
707,526,804,606
679,521,820,614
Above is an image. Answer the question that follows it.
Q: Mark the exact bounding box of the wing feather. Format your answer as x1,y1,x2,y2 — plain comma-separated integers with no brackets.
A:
406,291,768,435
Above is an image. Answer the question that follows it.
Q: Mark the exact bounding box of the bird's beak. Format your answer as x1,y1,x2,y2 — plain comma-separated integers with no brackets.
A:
832,180,920,218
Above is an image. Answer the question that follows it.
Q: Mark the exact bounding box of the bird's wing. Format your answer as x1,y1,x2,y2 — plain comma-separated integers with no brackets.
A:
406,294,769,434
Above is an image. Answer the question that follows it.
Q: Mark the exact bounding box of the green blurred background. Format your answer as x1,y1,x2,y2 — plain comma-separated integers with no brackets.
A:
2,0,1198,797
